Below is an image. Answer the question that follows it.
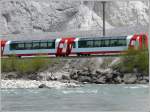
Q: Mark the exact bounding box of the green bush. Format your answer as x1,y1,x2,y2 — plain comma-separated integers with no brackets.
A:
1,56,52,75
114,48,149,75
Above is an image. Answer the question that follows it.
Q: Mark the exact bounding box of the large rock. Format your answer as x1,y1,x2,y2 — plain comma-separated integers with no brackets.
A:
27,74,43,80
114,76,122,83
105,73,113,79
70,70,78,80
3,72,18,79
38,84,51,88
78,76,92,83
61,75,70,80
137,80,148,84
123,73,137,84
95,76,106,84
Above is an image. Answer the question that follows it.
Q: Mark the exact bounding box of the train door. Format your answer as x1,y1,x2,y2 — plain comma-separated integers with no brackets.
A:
56,38,75,56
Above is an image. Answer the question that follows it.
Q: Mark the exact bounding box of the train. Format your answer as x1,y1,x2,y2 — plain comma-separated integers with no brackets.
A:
0,33,148,57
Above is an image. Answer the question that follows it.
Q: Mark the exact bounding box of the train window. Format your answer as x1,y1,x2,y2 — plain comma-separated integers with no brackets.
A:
118,39,126,46
104,40,110,47
25,43,32,49
101,40,105,47
86,41,93,47
109,40,118,47
10,43,18,50
40,42,47,49
33,42,40,49
18,43,25,49
78,40,86,48
94,40,101,47
47,42,55,49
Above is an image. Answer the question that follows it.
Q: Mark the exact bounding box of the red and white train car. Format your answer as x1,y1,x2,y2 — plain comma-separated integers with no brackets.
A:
0,34,148,57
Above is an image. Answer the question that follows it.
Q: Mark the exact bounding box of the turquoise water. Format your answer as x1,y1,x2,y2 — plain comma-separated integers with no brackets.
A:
1,84,149,111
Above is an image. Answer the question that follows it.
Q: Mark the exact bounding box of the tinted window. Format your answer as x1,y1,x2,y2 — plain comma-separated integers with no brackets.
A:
94,40,101,47
109,40,118,47
87,41,93,47
78,40,87,48
10,43,18,50
40,42,47,49
47,41,55,49
25,43,32,49
118,39,126,46
33,42,40,49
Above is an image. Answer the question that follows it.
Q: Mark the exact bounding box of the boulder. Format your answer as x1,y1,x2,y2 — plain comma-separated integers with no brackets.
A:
79,70,91,76
95,76,106,84
91,76,98,83
96,69,102,75
114,76,122,83
78,76,92,83
123,73,137,84
38,84,50,88
137,80,148,84
27,74,43,80
143,76,149,82
105,73,113,79
61,75,70,80
4,72,18,79
70,71,78,80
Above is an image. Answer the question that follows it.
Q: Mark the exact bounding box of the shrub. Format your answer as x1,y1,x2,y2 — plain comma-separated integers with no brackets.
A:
114,48,149,75
1,56,52,75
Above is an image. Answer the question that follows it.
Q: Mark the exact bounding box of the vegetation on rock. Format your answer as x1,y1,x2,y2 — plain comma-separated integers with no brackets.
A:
1,56,60,76
113,48,149,75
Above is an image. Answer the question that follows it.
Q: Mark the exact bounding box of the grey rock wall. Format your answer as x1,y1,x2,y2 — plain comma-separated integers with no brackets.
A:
0,0,149,35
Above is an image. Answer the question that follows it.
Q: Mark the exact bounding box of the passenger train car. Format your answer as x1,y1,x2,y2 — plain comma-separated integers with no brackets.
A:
0,34,148,57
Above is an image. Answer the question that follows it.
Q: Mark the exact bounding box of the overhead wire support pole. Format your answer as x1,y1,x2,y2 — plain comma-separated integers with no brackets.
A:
102,1,106,36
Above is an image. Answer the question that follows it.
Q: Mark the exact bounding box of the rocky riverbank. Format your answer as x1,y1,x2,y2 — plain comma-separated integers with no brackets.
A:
1,67,149,89
1,57,149,88
1,79,80,88
69,68,149,84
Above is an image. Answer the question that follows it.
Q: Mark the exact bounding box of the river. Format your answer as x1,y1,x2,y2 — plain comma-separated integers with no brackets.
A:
1,84,149,111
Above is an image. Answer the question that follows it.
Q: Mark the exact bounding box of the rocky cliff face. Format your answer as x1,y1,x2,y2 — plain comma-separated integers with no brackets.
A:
0,0,149,35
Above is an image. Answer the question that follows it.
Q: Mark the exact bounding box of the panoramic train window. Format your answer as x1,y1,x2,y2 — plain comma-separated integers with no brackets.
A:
25,43,32,49
40,42,47,49
78,38,126,48
10,43,24,50
87,41,93,47
78,40,87,48
109,40,118,46
109,39,126,46
94,40,101,47
47,41,55,49
10,40,56,50
118,39,126,46
10,43,17,50
33,42,40,49
18,43,25,49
